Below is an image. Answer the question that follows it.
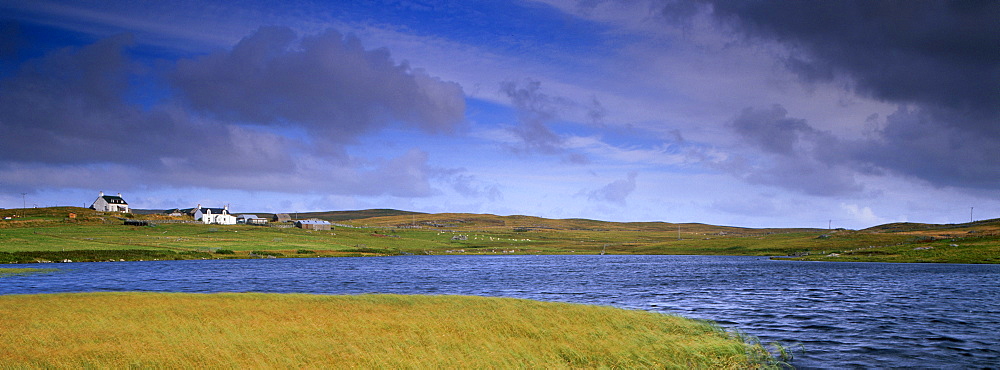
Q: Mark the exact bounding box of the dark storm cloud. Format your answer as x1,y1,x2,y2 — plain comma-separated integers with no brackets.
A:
704,0,999,122
171,26,465,141
723,104,1000,195
688,0,1000,191
0,27,468,197
855,106,1000,189
0,33,225,167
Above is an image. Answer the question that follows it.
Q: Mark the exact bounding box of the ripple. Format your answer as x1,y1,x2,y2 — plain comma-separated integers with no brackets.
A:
3,255,1000,368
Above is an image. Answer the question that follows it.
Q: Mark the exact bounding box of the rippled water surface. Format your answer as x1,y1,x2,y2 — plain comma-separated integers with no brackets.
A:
3,255,999,368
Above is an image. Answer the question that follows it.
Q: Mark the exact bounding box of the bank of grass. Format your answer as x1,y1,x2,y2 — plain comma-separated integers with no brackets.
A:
784,234,1000,263
3,207,999,263
0,267,57,277
0,293,784,368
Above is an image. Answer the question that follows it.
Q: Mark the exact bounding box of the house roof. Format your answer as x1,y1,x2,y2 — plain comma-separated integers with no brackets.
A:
238,214,263,219
197,207,228,214
101,195,127,204
296,220,330,225
204,213,236,218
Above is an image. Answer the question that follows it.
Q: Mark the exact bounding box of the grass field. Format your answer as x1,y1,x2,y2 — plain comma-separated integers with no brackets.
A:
0,292,786,368
2,206,999,263
0,267,57,277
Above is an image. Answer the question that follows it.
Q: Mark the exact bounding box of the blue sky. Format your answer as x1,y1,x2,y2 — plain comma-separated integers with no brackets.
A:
1,0,998,229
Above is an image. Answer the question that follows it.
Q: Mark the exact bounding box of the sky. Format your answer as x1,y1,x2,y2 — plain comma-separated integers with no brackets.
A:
0,0,997,229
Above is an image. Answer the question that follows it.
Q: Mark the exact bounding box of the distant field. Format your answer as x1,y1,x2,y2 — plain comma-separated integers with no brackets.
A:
0,293,784,368
2,207,998,263
0,267,57,277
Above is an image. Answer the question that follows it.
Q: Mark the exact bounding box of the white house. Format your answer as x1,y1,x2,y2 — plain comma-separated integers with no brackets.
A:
193,204,237,225
91,192,130,213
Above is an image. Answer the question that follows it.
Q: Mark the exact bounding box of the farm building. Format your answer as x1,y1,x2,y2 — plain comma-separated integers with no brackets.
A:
91,192,130,213
163,208,186,217
273,213,291,222
238,214,268,225
296,219,331,231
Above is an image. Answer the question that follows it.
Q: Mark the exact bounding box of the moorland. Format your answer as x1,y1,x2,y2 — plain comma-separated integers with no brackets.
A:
3,206,995,368
2,206,998,264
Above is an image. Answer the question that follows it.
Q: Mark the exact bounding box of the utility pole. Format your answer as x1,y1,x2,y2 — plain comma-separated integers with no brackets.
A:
828,220,832,230
20,193,26,218
971,207,974,223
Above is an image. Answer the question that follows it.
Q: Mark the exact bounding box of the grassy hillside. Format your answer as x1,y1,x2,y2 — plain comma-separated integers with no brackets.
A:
2,207,998,263
0,293,785,368
294,209,425,222
783,218,1000,263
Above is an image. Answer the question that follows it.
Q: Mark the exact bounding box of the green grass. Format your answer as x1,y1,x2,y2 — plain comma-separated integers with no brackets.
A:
0,267,58,277
2,207,999,263
0,293,785,368
784,235,1000,263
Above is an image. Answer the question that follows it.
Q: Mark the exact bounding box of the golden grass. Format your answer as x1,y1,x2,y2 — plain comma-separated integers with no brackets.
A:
0,293,774,368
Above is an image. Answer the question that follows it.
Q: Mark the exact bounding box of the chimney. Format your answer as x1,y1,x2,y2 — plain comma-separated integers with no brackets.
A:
117,193,122,197
99,191,104,197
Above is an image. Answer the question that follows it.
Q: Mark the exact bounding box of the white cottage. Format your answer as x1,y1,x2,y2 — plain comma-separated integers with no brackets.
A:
193,205,237,225
91,192,130,213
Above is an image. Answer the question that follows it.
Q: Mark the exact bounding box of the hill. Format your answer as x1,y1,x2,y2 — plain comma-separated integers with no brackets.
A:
862,218,1000,235
280,209,425,222
129,208,424,222
1,207,998,263
337,211,820,234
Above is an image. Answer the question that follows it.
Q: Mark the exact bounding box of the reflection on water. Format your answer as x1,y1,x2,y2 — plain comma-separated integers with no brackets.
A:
3,255,999,368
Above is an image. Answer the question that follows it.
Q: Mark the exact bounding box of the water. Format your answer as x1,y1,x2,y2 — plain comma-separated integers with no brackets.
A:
3,255,998,368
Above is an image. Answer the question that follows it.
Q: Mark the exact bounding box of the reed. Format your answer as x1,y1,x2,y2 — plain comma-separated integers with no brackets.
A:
0,293,780,368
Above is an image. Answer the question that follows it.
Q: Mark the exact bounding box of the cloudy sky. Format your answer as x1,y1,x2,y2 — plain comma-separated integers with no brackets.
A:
1,0,997,229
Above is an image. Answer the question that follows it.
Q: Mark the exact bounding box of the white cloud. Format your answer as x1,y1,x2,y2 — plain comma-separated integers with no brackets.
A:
839,203,884,227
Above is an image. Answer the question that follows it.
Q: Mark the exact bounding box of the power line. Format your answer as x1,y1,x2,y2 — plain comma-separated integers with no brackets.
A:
20,193,27,218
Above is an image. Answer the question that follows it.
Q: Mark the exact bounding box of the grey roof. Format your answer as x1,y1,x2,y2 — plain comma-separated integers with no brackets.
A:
296,220,330,225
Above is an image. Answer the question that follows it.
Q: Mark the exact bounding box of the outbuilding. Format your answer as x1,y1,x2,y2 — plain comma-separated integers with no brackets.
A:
295,219,331,231
238,214,268,225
